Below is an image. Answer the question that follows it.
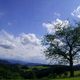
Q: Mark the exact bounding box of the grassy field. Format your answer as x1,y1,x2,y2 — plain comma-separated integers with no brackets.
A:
26,77,80,80
24,69,80,80
25,66,80,80
0,61,80,80
20,77,80,80
53,77,80,80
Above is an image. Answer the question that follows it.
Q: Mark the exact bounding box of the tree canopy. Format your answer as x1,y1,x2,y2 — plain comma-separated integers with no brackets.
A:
42,23,80,77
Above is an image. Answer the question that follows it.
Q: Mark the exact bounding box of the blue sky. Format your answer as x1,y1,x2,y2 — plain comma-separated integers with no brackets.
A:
0,0,80,63
0,0,79,36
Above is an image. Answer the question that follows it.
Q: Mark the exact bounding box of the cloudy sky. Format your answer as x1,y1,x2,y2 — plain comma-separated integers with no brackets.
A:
0,0,80,63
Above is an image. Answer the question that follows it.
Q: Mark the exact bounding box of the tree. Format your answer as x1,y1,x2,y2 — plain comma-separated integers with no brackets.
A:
42,24,80,77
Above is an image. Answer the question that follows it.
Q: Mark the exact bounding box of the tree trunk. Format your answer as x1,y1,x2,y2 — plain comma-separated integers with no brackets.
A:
69,56,74,77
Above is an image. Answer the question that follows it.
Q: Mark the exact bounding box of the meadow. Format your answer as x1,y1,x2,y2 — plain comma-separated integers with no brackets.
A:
0,59,80,80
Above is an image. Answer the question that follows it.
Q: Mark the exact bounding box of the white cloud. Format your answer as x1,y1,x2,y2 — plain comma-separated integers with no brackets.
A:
53,39,64,47
54,12,61,17
43,19,69,33
0,30,46,63
0,40,16,49
20,33,40,45
71,6,80,18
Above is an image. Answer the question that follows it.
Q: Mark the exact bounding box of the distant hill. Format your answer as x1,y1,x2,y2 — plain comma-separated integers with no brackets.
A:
0,59,80,79
0,59,47,66
0,59,48,79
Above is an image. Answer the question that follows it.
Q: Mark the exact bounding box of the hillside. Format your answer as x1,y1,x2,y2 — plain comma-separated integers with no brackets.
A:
0,59,80,79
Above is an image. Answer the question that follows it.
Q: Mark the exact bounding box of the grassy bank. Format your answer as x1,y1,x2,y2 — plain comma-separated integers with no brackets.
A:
53,77,80,80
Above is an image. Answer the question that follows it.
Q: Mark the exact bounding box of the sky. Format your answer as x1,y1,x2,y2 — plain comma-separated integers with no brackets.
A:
0,0,80,63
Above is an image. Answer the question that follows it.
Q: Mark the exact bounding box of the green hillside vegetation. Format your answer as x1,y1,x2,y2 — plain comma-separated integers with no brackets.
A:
0,60,80,80
52,77,80,80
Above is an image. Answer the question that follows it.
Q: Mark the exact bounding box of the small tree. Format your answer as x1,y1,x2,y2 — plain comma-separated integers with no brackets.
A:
42,24,80,77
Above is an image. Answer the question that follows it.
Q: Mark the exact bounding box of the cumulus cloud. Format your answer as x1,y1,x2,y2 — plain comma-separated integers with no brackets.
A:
71,6,80,18
54,12,61,17
20,33,40,45
43,19,69,33
0,40,15,49
0,30,16,49
53,39,64,47
0,30,46,63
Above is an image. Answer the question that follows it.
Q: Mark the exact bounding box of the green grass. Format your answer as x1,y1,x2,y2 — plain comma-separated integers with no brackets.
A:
52,77,80,80
26,66,48,71
24,67,80,80
30,66,48,69
0,63,80,80
27,77,80,80
18,77,80,80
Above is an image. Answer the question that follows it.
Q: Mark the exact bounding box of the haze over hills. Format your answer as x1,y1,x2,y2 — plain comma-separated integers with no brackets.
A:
0,58,80,67
0,58,48,66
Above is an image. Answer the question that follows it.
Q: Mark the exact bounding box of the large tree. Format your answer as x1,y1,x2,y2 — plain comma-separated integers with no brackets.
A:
42,24,80,77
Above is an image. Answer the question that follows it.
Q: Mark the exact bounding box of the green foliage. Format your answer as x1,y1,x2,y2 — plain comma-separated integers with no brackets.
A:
42,23,80,77
52,77,80,80
42,26,80,63
0,61,80,80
